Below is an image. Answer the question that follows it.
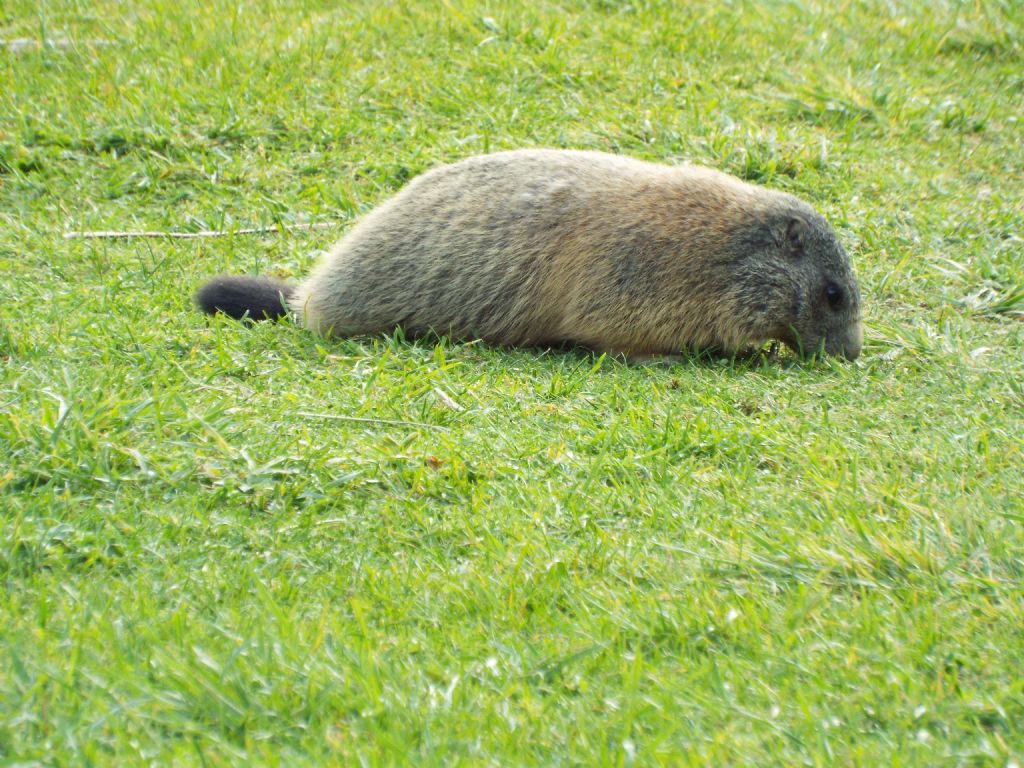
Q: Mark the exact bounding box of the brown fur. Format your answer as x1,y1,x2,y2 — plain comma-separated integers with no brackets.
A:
197,149,862,359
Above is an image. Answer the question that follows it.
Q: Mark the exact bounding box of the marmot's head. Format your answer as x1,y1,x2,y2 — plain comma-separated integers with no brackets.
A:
731,198,862,360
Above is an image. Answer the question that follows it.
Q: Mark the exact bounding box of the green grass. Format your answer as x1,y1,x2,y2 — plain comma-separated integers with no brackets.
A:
2,0,1023,763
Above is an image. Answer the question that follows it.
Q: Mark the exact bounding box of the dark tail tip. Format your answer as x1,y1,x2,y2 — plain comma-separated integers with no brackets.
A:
195,275,294,322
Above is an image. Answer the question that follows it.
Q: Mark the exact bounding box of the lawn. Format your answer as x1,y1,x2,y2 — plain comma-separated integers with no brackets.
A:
1,0,1022,763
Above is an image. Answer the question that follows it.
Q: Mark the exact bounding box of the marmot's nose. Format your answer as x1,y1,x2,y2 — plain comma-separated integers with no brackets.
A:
842,322,863,361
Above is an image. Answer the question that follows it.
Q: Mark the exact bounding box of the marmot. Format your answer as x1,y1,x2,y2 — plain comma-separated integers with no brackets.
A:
196,149,862,360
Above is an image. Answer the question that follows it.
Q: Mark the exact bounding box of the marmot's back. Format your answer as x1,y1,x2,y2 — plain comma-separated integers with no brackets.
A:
291,151,666,344
200,150,863,360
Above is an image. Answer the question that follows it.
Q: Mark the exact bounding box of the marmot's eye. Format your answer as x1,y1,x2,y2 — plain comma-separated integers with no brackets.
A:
825,283,843,309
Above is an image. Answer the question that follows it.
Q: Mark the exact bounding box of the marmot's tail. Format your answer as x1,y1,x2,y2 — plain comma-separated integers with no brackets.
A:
195,275,294,321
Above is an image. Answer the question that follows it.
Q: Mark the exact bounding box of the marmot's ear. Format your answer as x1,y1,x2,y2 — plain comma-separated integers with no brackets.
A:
786,218,806,258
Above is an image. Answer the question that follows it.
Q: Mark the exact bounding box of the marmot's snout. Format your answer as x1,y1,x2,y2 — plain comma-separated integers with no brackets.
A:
831,282,863,361
832,322,863,361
